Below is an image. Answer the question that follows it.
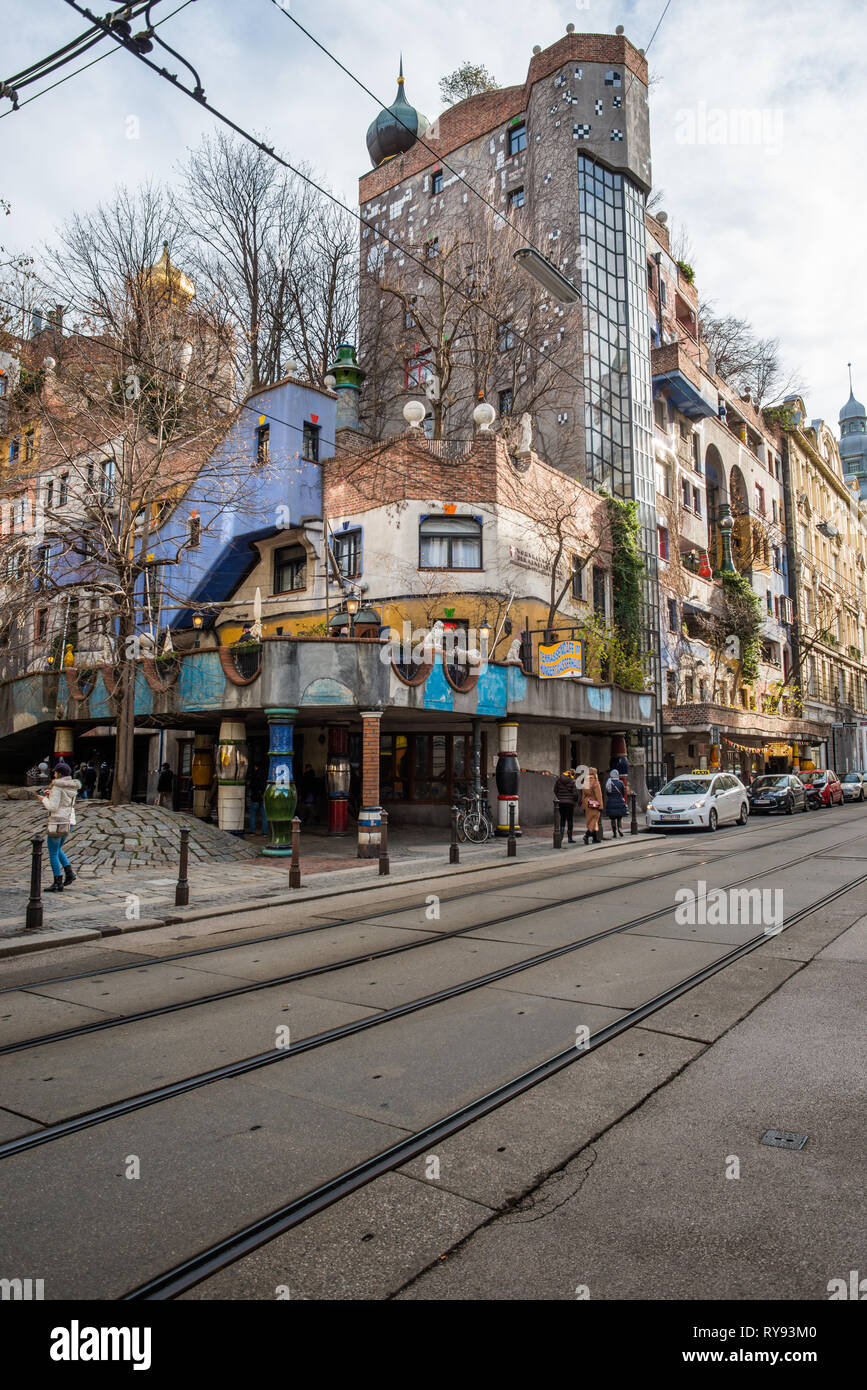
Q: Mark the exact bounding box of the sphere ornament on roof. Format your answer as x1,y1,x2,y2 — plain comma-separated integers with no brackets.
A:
366,58,429,168
141,242,196,304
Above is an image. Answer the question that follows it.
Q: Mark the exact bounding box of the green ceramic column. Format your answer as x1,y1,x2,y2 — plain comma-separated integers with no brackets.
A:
262,707,298,856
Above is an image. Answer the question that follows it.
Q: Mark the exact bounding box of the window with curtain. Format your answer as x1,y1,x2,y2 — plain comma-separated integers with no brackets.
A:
419,515,482,569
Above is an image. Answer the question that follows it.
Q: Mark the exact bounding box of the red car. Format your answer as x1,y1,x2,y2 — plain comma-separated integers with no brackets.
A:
799,769,844,806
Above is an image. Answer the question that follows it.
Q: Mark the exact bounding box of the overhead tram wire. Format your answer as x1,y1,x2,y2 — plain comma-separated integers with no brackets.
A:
0,1,195,121
0,1,155,98
59,0,649,449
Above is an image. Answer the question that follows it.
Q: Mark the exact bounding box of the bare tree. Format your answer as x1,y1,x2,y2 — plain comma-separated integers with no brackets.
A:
438,62,500,106
699,306,804,407
179,132,357,390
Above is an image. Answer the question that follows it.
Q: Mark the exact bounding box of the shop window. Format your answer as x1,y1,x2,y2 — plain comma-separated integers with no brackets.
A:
419,515,482,569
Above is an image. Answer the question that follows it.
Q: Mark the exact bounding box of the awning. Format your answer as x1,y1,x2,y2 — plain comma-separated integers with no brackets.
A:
652,368,717,420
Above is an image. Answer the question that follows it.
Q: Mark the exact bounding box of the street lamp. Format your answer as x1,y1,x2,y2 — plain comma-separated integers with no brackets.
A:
479,615,491,659
513,247,581,304
192,614,203,629
346,595,360,636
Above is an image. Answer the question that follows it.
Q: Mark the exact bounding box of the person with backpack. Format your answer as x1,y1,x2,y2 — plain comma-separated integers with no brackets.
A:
605,767,628,838
582,767,604,844
38,761,80,892
553,767,579,844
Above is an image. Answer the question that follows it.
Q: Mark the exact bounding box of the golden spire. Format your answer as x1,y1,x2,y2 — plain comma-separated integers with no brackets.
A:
142,242,196,304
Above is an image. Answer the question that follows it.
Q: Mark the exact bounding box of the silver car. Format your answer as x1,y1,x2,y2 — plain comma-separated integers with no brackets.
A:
840,771,866,803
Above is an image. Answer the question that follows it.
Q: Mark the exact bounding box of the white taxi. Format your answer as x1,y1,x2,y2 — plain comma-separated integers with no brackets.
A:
646,773,749,832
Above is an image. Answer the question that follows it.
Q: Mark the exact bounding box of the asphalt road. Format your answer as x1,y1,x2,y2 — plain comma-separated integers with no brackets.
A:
1,804,864,1301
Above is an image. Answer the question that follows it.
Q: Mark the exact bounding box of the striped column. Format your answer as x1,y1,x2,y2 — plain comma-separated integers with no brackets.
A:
216,720,248,835
495,719,520,836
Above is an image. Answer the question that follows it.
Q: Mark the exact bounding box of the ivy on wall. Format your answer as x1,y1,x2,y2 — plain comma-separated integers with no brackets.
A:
721,569,763,683
603,492,645,655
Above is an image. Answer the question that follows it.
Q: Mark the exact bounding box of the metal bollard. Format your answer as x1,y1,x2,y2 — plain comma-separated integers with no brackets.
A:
553,799,562,850
289,816,302,889
379,810,390,876
26,835,44,930
507,802,517,858
630,792,638,836
449,805,460,865
175,825,190,906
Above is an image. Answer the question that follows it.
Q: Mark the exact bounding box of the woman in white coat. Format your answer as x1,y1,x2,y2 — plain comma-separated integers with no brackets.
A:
39,761,81,892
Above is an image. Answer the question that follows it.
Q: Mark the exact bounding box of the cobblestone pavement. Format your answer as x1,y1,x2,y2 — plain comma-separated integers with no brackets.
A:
0,795,581,942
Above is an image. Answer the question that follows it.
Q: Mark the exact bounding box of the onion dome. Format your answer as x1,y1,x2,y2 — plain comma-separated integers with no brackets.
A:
366,58,429,168
840,371,865,424
141,242,196,304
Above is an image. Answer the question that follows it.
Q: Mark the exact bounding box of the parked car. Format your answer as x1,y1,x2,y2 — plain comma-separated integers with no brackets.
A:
747,774,808,815
798,769,844,807
840,771,867,803
646,772,749,832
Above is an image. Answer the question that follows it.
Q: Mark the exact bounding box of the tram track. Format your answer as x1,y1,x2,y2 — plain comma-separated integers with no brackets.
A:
2,814,859,1061
3,816,865,1060
120,867,867,1300
1,810,844,999
1,826,863,1162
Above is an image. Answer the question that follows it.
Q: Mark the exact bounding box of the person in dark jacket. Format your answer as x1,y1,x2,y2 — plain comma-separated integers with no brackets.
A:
97,759,112,799
84,760,98,798
156,761,174,809
605,769,627,838
553,768,579,844
247,759,269,835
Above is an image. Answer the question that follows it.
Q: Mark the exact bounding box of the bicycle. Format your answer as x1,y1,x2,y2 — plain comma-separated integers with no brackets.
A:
453,791,494,844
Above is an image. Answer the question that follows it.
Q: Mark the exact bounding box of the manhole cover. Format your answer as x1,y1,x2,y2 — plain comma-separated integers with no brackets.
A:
761,1129,807,1150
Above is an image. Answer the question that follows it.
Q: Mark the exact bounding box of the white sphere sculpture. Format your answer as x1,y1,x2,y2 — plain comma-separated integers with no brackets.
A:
473,400,497,432
324,374,337,389
403,399,427,429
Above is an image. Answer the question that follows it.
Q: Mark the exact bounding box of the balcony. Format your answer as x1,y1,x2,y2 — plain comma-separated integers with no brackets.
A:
652,341,718,420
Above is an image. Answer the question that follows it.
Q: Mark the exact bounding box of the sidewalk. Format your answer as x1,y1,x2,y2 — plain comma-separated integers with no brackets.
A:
0,813,636,953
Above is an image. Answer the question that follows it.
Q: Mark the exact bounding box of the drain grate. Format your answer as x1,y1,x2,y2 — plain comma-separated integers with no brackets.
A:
761,1129,808,1150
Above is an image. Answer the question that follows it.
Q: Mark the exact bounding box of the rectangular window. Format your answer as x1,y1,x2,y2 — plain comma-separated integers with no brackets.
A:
508,122,527,155
274,544,307,593
508,187,525,209
302,421,320,462
256,424,270,465
404,350,433,388
44,479,54,510
9,437,20,462
655,460,672,498
660,280,667,307
692,433,701,471
647,262,655,291
754,483,765,514
431,170,443,195
24,431,35,461
684,675,694,700
426,237,439,259
681,477,691,509
332,529,361,579
692,486,701,515
571,555,584,600
667,597,678,632
666,670,677,703
35,607,49,641
404,298,417,329
419,515,482,570
498,321,515,352
657,526,669,561
592,565,607,617
766,589,773,615
498,388,513,417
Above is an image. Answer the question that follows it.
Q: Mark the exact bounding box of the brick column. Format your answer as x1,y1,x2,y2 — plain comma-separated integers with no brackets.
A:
358,710,383,858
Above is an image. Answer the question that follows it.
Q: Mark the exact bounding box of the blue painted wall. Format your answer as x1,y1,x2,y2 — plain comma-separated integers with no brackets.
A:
154,378,336,628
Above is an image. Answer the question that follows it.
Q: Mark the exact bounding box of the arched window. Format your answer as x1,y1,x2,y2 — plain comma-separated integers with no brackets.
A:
419,515,482,570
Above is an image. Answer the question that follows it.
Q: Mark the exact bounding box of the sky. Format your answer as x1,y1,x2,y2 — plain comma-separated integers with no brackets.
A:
2,0,865,432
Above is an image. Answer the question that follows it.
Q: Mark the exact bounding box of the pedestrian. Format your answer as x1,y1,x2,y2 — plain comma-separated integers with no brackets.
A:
299,762,316,825
247,758,269,836
553,767,579,844
605,767,628,838
84,760,98,799
38,761,80,892
582,767,604,844
156,761,174,809
97,759,112,799
74,760,88,797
